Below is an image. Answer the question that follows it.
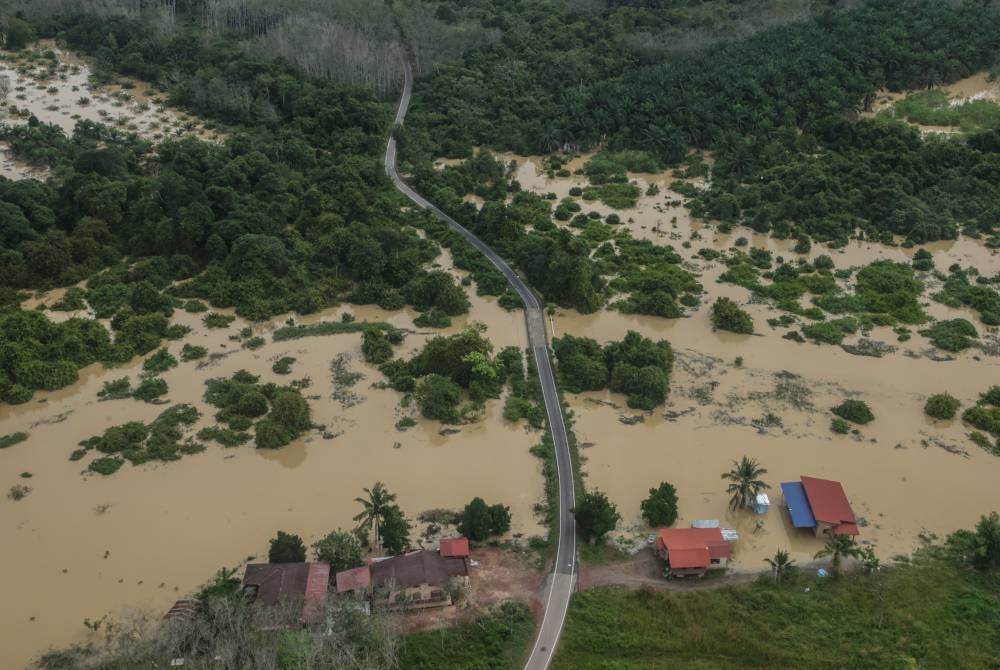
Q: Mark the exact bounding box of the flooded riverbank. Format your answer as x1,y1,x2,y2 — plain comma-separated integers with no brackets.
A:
0,41,215,179
0,250,542,668
497,150,1000,571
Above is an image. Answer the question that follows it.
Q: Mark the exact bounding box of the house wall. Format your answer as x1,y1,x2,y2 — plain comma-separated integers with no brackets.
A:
815,521,834,538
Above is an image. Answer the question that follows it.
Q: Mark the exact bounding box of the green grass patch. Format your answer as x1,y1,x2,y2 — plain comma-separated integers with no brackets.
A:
887,88,1000,133
400,601,534,670
554,555,1000,669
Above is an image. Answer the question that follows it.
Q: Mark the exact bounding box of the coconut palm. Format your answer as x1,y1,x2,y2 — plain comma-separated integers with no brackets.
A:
814,534,863,576
721,456,770,512
763,549,795,584
353,481,397,550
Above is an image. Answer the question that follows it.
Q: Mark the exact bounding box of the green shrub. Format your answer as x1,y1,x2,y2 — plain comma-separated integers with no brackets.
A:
0,432,29,449
181,344,208,361
362,329,394,364
924,393,960,420
197,426,252,447
414,307,452,328
182,300,208,313
88,456,125,475
802,318,858,345
963,405,1000,437
133,377,168,402
832,399,874,425
98,377,132,400
142,348,177,374
272,356,296,374
920,319,978,351
202,313,236,329
831,417,851,434
710,297,753,334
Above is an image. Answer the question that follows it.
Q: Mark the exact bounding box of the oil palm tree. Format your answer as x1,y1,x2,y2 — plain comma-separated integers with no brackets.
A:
721,456,770,512
763,549,795,584
353,481,397,550
814,534,863,576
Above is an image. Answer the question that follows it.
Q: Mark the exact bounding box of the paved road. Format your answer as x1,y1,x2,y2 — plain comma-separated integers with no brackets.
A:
385,61,577,670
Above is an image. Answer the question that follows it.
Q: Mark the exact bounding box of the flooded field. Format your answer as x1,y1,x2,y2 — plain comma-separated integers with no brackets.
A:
0,42,215,179
499,151,1000,570
0,251,543,668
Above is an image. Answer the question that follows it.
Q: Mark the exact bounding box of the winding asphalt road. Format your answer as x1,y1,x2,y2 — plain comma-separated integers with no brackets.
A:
385,61,577,670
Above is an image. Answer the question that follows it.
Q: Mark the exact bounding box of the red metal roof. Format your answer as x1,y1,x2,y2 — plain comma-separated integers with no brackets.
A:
439,537,470,558
800,476,858,535
335,565,372,594
656,528,732,570
667,547,711,569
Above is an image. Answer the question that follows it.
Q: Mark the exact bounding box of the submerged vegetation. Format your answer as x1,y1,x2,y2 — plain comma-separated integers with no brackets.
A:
203,370,312,449
76,404,202,475
553,331,673,410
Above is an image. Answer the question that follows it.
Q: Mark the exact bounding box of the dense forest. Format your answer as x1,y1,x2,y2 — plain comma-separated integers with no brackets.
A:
401,0,1000,245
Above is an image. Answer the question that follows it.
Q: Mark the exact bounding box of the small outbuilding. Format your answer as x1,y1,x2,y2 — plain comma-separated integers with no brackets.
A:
781,476,858,538
655,528,732,577
752,493,770,515
439,536,470,558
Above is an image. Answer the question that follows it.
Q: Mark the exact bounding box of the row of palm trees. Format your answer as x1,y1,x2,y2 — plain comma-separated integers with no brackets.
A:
723,456,873,581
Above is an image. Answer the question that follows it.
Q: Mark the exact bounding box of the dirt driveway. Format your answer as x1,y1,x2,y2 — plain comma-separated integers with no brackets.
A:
578,548,757,591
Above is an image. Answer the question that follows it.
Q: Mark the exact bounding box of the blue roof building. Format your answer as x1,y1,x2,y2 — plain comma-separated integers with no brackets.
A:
780,481,817,529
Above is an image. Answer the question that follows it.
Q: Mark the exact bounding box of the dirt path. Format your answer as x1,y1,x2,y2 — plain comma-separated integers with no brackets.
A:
579,549,758,592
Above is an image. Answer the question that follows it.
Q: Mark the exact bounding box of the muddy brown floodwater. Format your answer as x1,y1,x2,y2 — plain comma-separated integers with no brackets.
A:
498,151,1000,573
0,248,543,669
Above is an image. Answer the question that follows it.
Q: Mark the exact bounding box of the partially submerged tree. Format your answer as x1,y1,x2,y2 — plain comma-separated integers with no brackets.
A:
353,481,397,550
721,456,770,512
459,497,512,542
640,481,679,527
574,490,621,544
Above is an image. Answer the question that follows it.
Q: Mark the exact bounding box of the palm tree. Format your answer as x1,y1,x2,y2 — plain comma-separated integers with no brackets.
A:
353,481,397,550
814,534,863,576
721,456,770,512
763,549,795,584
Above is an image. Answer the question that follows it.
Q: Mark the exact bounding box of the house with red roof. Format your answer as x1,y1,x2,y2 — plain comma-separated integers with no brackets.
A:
439,537,470,558
781,476,858,538
655,528,732,577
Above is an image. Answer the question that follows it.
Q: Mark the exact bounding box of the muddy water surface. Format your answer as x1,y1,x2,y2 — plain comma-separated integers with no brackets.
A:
0,252,540,668
500,151,1000,572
